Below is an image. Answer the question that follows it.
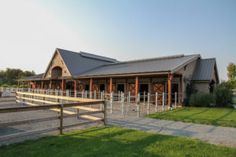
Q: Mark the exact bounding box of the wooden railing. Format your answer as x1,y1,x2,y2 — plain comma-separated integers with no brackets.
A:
0,92,107,142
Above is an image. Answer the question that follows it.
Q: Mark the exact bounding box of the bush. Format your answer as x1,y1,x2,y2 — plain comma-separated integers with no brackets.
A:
189,92,215,107
214,83,233,107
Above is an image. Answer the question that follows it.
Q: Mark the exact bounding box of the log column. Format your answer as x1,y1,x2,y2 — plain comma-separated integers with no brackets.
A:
61,79,65,90
168,73,173,107
109,78,113,93
135,76,139,97
41,81,44,89
74,80,77,97
49,80,52,89
89,78,93,92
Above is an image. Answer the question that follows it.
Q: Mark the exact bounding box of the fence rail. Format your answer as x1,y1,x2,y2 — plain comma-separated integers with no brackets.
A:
0,91,107,143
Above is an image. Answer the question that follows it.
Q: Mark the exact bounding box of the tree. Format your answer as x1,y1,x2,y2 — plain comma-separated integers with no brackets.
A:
0,68,35,86
227,63,236,81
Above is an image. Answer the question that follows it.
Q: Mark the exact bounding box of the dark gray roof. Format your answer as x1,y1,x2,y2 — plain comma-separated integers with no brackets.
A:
78,54,200,77
57,48,118,76
22,73,44,81
192,58,217,81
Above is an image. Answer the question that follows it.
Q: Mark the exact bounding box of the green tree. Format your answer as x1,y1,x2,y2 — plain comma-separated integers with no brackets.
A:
227,63,236,81
0,68,35,86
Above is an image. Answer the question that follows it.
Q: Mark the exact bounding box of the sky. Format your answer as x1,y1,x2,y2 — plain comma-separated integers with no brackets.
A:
0,0,235,80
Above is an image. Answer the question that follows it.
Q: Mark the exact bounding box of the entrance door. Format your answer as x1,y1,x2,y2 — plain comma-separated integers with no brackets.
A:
100,84,105,92
153,83,164,105
171,83,178,103
117,84,125,93
139,84,149,101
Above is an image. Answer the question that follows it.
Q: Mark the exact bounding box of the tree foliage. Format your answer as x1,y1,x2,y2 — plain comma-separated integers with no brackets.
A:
227,63,236,81
214,82,233,107
0,68,35,85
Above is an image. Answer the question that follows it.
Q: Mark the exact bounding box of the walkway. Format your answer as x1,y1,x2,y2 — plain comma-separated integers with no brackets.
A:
107,116,236,148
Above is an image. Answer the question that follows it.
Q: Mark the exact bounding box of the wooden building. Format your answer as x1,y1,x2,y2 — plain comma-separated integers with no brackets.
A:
20,48,219,106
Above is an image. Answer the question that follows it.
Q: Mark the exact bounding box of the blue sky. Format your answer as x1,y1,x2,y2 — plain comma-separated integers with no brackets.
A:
0,0,235,80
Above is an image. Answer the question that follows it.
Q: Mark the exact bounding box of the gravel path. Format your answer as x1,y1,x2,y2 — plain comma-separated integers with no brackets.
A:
107,116,236,148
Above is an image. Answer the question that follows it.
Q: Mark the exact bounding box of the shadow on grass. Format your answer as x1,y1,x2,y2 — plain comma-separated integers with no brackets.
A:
1,127,236,157
0,127,175,157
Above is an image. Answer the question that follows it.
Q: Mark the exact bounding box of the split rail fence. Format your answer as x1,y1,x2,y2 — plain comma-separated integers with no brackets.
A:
16,88,181,117
0,91,106,143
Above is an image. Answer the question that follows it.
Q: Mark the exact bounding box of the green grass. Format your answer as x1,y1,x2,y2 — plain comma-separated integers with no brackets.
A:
0,127,236,157
148,107,236,127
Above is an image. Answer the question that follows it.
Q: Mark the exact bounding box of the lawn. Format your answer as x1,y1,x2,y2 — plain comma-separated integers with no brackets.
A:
148,107,236,127
0,127,236,157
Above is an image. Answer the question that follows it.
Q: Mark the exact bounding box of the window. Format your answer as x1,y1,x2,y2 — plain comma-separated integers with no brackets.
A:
51,66,62,78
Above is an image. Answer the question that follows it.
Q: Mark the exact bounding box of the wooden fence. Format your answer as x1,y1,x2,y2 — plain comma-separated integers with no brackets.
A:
0,91,107,142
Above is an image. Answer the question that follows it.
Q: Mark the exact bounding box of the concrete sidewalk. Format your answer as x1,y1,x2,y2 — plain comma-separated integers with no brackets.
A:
107,117,236,148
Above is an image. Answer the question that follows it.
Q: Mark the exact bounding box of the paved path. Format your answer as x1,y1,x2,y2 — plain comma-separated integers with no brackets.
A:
107,117,236,148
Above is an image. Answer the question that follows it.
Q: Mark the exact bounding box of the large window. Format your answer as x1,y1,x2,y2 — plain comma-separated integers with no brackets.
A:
51,66,62,78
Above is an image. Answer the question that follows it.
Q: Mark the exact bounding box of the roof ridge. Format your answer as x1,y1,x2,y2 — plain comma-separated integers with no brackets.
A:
80,51,118,63
102,54,200,66
56,48,118,63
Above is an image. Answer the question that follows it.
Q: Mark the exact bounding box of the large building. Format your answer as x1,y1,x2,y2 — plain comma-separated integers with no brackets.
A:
20,48,219,106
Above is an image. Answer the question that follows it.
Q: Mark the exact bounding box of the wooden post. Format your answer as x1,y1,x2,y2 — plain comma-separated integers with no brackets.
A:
143,91,146,104
147,93,150,114
49,80,52,89
104,101,108,125
162,92,165,111
41,81,44,89
109,78,113,93
137,93,140,117
74,80,77,97
179,76,183,104
121,93,124,116
59,104,63,135
155,92,158,112
135,76,139,97
175,92,177,109
61,79,65,91
110,92,113,114
89,78,93,98
168,73,173,108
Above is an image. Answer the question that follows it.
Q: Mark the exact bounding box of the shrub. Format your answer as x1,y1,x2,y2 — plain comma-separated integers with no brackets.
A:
214,83,233,107
184,83,197,106
189,92,215,107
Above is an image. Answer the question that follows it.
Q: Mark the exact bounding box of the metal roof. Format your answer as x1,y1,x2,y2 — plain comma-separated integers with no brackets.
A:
192,58,217,81
21,73,44,81
78,54,200,77
57,48,118,76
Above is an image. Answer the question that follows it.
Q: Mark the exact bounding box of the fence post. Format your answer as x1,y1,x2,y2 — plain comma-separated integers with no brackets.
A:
93,91,97,99
104,100,108,125
136,93,140,117
121,93,124,116
59,104,64,135
155,92,158,112
143,91,146,105
110,92,113,114
147,93,150,115
162,92,165,111
175,92,177,109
